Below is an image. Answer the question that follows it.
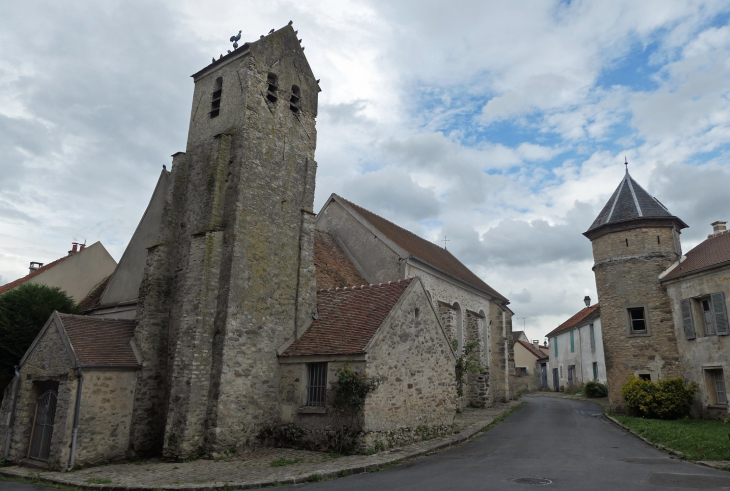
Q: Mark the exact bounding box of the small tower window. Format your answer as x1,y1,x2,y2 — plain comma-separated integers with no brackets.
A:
625,238,629,247
290,85,301,113
266,73,278,103
210,77,222,118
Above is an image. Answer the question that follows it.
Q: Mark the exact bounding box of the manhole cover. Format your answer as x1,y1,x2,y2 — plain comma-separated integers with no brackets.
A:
510,478,552,486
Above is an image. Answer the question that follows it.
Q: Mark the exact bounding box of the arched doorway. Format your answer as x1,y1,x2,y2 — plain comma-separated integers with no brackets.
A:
28,389,58,461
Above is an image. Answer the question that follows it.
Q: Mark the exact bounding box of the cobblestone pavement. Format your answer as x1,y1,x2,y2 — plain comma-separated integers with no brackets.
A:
0,400,523,490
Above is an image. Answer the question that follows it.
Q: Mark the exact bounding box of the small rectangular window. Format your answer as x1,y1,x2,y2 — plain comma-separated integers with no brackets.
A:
306,363,327,407
592,362,598,381
638,374,651,381
570,331,574,352
628,307,647,333
554,337,558,357
589,324,595,349
705,369,727,405
560,366,563,377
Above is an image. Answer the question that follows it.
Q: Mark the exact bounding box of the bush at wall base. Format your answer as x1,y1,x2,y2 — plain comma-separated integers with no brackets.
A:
584,381,608,398
621,376,697,419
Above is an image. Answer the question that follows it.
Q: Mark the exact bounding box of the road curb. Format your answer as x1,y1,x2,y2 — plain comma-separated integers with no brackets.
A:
0,402,526,491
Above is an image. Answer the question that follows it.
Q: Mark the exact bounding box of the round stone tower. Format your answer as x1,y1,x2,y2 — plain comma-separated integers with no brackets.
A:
584,168,688,412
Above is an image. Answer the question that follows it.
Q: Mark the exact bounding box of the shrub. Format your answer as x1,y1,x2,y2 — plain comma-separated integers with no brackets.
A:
621,376,697,419
453,340,483,397
584,381,608,398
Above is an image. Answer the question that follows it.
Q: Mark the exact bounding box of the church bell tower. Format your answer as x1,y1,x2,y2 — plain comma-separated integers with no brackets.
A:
584,167,687,412
130,25,320,458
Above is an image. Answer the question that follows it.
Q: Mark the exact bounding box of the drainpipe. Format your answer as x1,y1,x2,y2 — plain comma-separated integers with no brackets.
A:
67,368,83,471
3,366,21,459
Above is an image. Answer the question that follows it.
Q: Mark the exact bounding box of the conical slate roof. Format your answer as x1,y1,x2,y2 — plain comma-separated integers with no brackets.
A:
586,170,686,234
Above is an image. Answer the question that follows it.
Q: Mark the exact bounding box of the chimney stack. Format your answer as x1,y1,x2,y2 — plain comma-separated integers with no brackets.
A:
29,261,44,273
532,340,540,349
79,243,86,251
584,295,591,307
709,221,727,238
69,242,78,254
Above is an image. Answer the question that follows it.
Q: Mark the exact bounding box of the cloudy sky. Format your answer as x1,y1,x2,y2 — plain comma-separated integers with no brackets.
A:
2,1,730,342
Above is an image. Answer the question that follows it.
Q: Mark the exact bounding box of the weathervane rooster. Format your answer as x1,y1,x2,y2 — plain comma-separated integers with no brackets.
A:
230,30,241,49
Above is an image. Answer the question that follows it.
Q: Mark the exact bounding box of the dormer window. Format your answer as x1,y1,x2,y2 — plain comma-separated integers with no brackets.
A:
266,73,278,103
210,77,222,118
290,85,301,113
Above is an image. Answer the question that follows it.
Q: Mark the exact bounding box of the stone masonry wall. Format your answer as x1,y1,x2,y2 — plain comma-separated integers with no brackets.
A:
591,226,682,412
74,370,137,465
0,319,76,469
364,282,457,440
664,265,730,418
131,26,321,459
277,281,456,450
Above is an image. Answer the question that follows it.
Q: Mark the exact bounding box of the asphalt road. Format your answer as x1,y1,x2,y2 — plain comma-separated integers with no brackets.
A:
3,397,729,491
299,396,730,491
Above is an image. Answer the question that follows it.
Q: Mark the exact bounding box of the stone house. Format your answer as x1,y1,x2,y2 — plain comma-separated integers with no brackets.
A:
511,331,549,391
584,169,687,411
0,25,514,467
277,277,456,448
660,221,729,418
0,242,117,303
0,313,139,469
315,194,514,406
546,300,605,391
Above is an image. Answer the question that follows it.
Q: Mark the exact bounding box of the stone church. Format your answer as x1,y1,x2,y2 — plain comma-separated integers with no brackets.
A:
0,25,513,469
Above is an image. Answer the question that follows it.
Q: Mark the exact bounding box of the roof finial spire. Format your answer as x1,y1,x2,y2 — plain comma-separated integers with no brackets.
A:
625,156,628,173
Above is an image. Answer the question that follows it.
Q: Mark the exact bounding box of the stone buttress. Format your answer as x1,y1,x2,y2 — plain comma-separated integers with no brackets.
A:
130,26,319,458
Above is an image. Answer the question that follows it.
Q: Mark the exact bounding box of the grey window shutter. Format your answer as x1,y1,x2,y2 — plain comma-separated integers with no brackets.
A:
711,292,728,335
680,299,695,340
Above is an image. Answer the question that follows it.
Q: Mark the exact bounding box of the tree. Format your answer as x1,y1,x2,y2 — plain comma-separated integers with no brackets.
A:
0,284,80,392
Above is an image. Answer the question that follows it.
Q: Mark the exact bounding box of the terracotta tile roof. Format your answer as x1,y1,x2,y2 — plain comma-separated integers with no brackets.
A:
0,255,72,296
343,199,508,302
546,304,600,338
58,313,139,367
515,339,548,360
79,275,111,312
662,231,730,280
281,279,414,357
314,229,367,290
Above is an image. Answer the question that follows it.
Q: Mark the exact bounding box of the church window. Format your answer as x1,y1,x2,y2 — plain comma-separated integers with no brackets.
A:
210,77,223,118
628,307,647,333
290,85,301,113
306,362,327,407
266,73,278,103
414,308,420,319
592,362,598,380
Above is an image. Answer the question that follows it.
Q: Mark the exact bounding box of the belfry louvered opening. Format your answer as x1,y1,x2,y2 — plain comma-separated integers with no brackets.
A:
210,77,222,118
290,85,301,113
306,362,327,407
267,73,278,103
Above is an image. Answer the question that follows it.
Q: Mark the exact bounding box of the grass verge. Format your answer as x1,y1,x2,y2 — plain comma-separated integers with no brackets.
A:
1,474,86,491
613,415,730,461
